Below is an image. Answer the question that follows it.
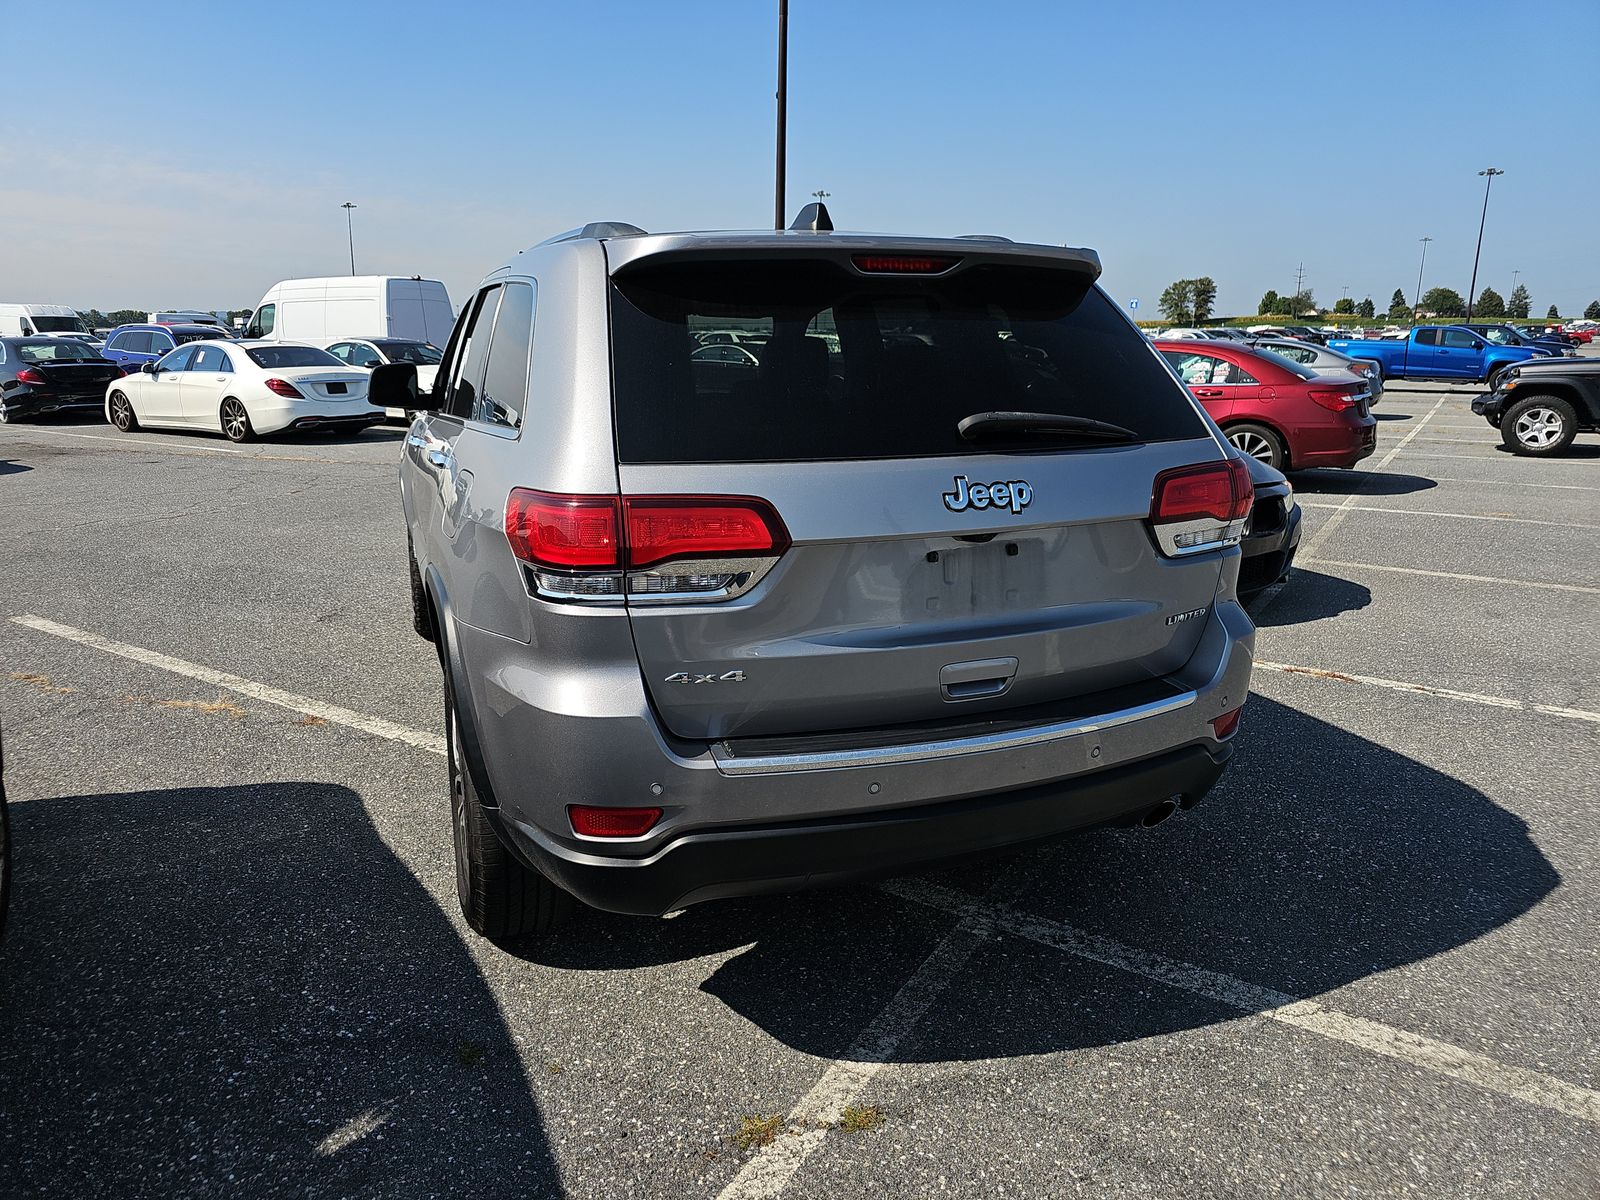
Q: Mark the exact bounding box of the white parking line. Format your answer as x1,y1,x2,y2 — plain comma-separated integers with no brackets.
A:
718,868,1030,1200
1297,503,1600,530
1298,394,1449,562
2,427,244,454
1255,660,1600,725
1424,475,1600,493
887,879,1600,1127
10,614,446,753
1302,558,1600,595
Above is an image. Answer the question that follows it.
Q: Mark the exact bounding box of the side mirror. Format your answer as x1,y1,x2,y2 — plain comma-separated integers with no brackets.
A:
140,362,159,374
368,361,419,411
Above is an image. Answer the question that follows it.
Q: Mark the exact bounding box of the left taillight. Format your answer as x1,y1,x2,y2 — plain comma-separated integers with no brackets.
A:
1148,458,1251,558
505,490,789,603
264,377,303,398
14,368,46,386
1308,386,1361,412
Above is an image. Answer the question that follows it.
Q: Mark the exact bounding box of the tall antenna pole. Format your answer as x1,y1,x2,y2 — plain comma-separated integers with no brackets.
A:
1413,237,1432,322
774,0,788,230
341,202,358,275
1465,168,1503,324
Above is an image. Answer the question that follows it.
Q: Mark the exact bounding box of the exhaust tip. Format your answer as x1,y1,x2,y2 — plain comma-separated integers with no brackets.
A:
1141,799,1179,829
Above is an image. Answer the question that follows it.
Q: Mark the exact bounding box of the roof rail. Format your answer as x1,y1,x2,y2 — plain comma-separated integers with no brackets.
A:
537,221,649,247
956,233,1013,242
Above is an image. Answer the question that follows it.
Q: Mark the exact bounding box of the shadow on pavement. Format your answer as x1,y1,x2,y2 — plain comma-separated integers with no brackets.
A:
0,459,32,476
0,783,559,1198
1249,567,1371,626
1289,470,1437,496
1492,442,1600,460
512,697,1555,1064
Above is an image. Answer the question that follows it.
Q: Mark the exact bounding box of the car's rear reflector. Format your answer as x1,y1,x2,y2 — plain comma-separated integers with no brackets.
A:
569,805,662,838
264,377,304,398
623,497,789,570
1210,705,1244,739
850,254,958,275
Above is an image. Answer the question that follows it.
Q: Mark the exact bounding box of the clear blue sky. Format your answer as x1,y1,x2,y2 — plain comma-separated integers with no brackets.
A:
3,0,1596,318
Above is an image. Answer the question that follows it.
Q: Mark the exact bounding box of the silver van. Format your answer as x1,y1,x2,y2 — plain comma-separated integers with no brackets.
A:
392,209,1255,939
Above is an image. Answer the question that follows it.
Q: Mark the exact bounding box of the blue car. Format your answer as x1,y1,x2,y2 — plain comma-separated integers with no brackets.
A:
100,324,231,370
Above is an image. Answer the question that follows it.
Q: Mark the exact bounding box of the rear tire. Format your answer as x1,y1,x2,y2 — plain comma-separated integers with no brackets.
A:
1224,422,1287,471
0,403,19,424
1500,395,1578,457
219,398,255,443
109,391,139,432
446,671,567,939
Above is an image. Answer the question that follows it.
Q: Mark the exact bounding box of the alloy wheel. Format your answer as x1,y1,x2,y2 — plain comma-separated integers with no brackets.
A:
1513,406,1564,450
1229,429,1276,463
221,400,249,442
111,394,134,431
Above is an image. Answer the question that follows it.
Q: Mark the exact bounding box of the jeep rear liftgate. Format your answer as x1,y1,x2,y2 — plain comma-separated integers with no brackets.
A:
594,254,1235,741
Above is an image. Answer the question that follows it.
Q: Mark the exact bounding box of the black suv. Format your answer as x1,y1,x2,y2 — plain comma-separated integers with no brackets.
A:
1472,358,1600,456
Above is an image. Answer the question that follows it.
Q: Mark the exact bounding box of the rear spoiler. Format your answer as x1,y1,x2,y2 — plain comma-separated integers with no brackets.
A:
603,232,1102,283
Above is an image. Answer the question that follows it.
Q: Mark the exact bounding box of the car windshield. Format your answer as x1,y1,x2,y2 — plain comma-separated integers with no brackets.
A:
16,340,100,362
31,316,89,333
375,341,442,365
245,345,343,369
610,258,1208,463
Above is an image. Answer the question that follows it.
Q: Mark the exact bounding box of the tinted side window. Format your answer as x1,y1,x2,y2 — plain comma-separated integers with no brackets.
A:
1442,329,1478,349
1226,361,1259,385
124,332,154,354
443,286,501,420
191,345,230,372
1415,329,1438,346
157,346,197,372
252,304,276,338
1162,350,1229,386
477,281,534,429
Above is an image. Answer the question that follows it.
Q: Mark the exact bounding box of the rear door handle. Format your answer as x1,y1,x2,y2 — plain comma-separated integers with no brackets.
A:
1193,387,1224,398
407,432,453,469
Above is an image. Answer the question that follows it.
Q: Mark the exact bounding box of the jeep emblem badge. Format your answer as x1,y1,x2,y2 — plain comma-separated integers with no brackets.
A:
943,475,1033,515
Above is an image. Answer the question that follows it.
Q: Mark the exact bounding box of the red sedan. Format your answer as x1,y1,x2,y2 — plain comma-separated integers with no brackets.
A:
1154,339,1377,471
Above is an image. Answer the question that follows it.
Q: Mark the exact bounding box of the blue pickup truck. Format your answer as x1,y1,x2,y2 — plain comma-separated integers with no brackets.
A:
1327,325,1543,386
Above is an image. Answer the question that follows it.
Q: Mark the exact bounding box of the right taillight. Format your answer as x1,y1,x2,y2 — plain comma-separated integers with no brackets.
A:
1149,458,1251,558
505,489,788,604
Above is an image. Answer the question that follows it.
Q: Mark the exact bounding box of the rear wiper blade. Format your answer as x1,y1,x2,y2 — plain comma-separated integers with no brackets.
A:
958,410,1139,444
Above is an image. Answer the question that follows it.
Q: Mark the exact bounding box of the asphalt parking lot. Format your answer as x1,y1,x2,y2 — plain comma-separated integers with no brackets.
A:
1,361,1597,1199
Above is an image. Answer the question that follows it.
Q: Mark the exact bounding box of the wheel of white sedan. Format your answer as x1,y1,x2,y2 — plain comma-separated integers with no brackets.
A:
109,391,139,432
220,398,256,444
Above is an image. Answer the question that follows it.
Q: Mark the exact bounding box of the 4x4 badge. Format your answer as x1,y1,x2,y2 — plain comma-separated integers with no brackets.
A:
664,671,747,685
943,475,1033,515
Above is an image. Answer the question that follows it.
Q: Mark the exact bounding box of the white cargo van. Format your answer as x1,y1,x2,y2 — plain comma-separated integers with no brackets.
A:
243,277,453,344
0,304,92,338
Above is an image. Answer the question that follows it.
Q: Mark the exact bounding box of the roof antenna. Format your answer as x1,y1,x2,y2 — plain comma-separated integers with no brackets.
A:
789,202,833,232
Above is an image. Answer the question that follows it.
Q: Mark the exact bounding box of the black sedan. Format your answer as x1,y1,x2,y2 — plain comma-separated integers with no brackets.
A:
1238,453,1302,601
0,337,125,424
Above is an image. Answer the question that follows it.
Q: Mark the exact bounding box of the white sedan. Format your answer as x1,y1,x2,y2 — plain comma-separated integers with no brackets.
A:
320,337,443,418
104,341,383,442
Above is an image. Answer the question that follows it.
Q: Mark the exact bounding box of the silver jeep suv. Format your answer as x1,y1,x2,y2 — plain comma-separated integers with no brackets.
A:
392,209,1254,939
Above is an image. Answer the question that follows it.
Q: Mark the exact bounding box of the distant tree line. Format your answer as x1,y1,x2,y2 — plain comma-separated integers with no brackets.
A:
1153,280,1586,326
1158,277,1218,324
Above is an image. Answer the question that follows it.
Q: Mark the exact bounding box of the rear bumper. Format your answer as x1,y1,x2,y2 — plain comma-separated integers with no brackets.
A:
0,393,105,417
1291,414,1376,469
502,740,1232,915
448,595,1254,915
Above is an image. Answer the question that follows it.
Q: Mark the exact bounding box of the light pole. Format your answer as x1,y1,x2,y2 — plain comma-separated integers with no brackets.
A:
773,0,788,230
341,202,358,275
1413,236,1432,322
1464,167,1504,324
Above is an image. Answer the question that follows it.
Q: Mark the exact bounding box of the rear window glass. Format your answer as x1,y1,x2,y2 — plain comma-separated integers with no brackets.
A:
246,345,342,368
16,340,100,362
609,260,1206,463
